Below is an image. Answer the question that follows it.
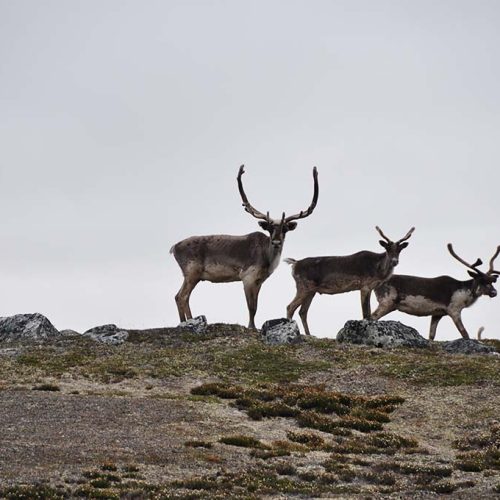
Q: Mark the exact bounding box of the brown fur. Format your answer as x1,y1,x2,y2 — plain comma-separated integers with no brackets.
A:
285,228,414,336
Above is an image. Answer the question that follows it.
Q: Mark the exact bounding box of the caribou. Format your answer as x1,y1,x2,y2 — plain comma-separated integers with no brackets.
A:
372,244,500,340
285,226,415,335
170,165,319,329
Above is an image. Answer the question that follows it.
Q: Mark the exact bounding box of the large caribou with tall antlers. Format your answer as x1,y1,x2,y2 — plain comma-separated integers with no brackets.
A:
170,165,319,329
285,226,415,335
372,244,500,339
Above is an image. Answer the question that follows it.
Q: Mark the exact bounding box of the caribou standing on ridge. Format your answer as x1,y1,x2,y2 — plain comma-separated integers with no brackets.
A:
170,165,319,329
285,226,415,336
372,244,500,340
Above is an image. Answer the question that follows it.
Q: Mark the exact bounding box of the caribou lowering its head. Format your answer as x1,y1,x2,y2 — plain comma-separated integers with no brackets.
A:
170,165,319,329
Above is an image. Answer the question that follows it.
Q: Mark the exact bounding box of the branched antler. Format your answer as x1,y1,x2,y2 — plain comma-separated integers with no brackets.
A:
284,167,319,223
237,165,270,221
447,243,483,271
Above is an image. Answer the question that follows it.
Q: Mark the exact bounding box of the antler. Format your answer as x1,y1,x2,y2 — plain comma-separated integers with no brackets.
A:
447,243,483,271
488,245,500,275
375,226,414,244
237,165,270,221
375,226,391,242
397,227,415,244
284,167,319,223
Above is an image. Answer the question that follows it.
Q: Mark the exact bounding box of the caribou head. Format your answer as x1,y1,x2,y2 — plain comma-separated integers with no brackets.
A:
447,243,500,298
375,226,415,269
237,165,318,250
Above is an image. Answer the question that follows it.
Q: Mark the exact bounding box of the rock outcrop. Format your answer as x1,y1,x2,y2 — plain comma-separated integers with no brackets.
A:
83,324,129,345
0,313,60,342
337,320,429,348
441,338,497,355
261,318,301,345
177,315,208,334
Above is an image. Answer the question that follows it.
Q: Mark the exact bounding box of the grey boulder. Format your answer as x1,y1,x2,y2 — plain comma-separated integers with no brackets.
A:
0,313,59,342
337,320,429,348
441,338,497,355
83,324,129,345
261,318,301,345
177,315,208,334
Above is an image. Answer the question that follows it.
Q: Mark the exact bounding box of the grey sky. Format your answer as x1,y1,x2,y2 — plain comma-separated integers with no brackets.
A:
0,0,499,339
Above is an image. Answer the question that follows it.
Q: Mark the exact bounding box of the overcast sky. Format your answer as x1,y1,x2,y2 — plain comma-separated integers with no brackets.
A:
1,0,499,339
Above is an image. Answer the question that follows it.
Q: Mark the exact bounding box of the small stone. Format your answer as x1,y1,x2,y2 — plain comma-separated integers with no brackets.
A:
261,318,301,345
441,338,496,355
0,313,59,342
178,315,208,334
337,320,429,348
83,324,129,345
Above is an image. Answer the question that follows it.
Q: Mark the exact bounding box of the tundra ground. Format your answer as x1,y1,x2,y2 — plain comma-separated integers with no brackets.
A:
0,325,499,498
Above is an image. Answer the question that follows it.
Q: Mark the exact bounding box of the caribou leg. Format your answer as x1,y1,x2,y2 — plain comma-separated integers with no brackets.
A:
298,292,315,336
429,315,444,340
449,313,470,339
360,288,372,319
371,301,395,321
243,279,262,330
286,289,308,321
175,277,200,322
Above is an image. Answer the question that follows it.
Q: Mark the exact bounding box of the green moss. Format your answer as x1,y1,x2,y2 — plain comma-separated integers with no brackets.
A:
212,343,331,383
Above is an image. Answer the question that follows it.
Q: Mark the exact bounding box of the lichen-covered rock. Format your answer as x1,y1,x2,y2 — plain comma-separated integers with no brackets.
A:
177,315,208,334
441,338,497,355
83,324,129,345
261,318,301,345
337,320,429,348
59,329,80,336
0,313,59,342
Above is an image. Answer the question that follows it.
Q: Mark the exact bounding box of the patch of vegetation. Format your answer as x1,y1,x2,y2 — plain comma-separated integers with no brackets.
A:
100,462,118,472
286,430,326,449
212,343,331,383
0,485,67,499
311,339,500,386
382,461,453,478
454,423,500,472
360,471,396,486
32,383,60,392
332,432,418,456
275,463,297,476
191,383,403,436
219,435,266,448
250,448,291,460
246,401,299,420
185,440,213,449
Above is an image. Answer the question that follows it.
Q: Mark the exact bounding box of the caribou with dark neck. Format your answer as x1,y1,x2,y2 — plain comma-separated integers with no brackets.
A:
170,165,319,329
285,226,415,336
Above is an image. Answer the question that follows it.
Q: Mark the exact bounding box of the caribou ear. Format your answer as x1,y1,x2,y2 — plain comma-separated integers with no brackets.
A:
379,240,389,249
286,221,298,231
399,242,409,250
467,270,479,279
258,220,272,231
